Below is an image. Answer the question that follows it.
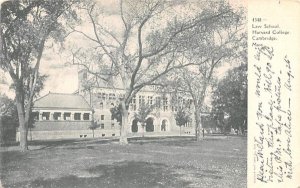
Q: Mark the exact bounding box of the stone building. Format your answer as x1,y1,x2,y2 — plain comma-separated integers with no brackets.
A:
77,69,195,138
19,69,196,140
17,93,93,140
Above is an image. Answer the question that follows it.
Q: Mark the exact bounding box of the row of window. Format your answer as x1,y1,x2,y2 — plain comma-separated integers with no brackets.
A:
96,93,126,101
130,96,169,111
95,114,115,129
94,93,194,113
94,121,115,129
33,112,90,121
98,114,114,121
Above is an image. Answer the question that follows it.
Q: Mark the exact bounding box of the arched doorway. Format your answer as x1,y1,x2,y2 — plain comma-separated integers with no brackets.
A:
131,119,138,133
146,117,154,132
161,119,167,131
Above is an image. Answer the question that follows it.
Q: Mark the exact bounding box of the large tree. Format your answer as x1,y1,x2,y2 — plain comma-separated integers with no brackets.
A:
171,3,246,141
212,63,247,134
0,0,78,151
70,0,239,144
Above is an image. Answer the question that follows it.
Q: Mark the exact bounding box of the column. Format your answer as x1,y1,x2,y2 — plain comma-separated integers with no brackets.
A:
49,112,53,120
71,112,74,121
58,112,62,120
81,113,84,121
137,122,143,133
39,112,42,121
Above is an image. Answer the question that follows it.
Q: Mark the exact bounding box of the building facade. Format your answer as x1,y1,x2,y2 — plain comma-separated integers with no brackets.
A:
17,93,93,141
78,69,196,138
19,70,197,141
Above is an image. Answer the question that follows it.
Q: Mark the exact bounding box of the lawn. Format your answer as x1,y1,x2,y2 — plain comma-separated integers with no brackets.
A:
0,136,247,188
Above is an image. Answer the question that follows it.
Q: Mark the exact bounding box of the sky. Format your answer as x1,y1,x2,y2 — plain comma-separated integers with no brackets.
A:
0,0,247,100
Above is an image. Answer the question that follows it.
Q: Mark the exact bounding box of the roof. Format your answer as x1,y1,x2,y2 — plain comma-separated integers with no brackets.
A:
33,93,92,110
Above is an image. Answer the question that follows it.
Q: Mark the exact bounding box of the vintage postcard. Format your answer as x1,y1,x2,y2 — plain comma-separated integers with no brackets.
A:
0,0,299,188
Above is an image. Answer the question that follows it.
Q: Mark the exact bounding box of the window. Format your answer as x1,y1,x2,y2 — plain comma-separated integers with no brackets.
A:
102,134,105,137
112,133,115,137
74,113,81,120
42,112,50,120
101,115,104,120
163,97,168,111
32,112,39,121
83,113,90,120
111,123,115,129
148,96,153,105
99,102,103,109
130,95,136,111
64,113,71,120
185,121,191,127
102,93,106,100
139,95,145,106
53,112,61,120
100,123,104,129
119,94,125,100
109,93,116,100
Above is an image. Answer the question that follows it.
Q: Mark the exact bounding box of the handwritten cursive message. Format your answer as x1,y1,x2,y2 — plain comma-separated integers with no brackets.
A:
251,17,294,183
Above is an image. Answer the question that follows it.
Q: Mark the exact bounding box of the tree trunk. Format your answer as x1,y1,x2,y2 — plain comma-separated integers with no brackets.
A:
239,125,243,135
13,82,29,151
92,129,94,138
0,116,3,145
119,101,128,145
142,125,145,137
180,126,181,136
16,101,28,151
194,108,203,141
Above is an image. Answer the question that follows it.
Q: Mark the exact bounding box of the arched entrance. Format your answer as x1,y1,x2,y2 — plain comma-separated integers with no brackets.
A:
131,119,138,133
161,119,168,131
146,117,154,132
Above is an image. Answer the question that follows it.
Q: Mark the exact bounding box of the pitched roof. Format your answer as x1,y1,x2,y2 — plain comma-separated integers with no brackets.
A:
33,93,91,110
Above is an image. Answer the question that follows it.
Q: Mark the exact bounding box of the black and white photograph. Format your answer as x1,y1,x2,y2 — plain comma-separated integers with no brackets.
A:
1,0,248,187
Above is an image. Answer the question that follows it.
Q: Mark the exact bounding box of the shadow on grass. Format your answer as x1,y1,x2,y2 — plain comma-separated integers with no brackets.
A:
128,136,198,147
30,138,119,150
4,135,242,152
11,161,192,188
27,136,199,150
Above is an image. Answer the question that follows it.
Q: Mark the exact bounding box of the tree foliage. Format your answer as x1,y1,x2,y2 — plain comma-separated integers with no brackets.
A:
0,94,18,145
89,113,100,138
170,2,246,140
174,107,191,127
134,102,154,135
0,93,16,117
110,104,123,126
70,0,244,144
174,106,191,136
0,0,78,150
211,63,247,133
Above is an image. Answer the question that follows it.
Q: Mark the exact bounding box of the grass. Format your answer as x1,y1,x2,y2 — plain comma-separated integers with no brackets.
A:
0,136,247,188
